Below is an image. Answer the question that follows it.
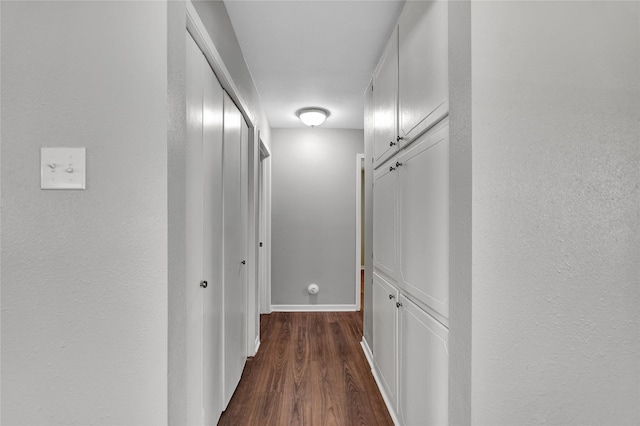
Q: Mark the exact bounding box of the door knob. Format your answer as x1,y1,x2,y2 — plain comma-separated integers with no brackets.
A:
200,280,208,288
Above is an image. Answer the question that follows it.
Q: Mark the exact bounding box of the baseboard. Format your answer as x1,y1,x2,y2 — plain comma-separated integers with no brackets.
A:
360,339,400,426
253,336,260,356
271,304,357,312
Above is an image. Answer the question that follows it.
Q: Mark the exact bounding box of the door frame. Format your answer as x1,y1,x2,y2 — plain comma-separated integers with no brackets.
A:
355,154,365,311
258,139,272,315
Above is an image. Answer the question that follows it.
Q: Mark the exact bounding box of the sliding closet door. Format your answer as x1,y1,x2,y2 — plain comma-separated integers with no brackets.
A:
185,33,205,426
202,57,225,422
222,93,246,408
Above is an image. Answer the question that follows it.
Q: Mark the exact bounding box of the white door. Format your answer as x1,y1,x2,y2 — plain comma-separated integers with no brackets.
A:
373,27,398,168
372,273,399,410
398,0,449,145
202,50,225,423
373,162,397,280
185,33,205,426
222,93,246,408
398,294,448,426
397,121,449,319
240,117,249,358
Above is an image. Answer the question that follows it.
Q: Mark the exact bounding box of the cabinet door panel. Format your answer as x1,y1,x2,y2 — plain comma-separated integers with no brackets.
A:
373,28,398,168
398,123,448,318
398,0,448,145
398,294,448,426
373,164,397,279
372,273,399,409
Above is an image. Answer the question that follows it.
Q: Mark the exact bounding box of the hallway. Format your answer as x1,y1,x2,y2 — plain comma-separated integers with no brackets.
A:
218,311,393,425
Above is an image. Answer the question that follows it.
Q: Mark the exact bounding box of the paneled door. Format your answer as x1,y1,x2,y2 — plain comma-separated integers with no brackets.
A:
373,27,399,168
373,161,397,280
186,32,224,425
222,93,247,408
397,121,449,319
202,45,225,424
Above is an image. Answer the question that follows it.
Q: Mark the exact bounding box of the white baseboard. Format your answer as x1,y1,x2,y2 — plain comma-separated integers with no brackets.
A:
271,304,357,312
360,339,400,426
253,336,260,356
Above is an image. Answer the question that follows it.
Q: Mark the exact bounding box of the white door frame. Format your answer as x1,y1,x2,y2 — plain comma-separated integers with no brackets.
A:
355,154,365,311
258,140,272,314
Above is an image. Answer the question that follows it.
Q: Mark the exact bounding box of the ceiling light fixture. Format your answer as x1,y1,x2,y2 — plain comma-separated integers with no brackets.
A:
296,107,330,127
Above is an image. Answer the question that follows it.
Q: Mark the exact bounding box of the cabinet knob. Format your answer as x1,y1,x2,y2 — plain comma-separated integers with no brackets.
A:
389,294,395,300
389,166,396,172
200,280,208,288
396,135,404,142
241,260,246,265
389,141,397,147
396,302,403,308
395,161,403,168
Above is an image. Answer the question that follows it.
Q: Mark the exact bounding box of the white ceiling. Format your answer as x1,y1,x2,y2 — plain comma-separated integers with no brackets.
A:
224,0,405,129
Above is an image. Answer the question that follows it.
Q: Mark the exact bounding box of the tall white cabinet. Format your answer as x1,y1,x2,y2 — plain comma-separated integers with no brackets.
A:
367,1,450,425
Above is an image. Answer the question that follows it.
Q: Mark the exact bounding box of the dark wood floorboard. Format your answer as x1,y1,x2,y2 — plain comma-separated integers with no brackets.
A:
218,311,393,426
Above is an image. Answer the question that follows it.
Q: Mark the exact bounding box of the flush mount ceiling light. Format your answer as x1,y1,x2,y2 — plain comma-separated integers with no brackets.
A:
296,107,330,127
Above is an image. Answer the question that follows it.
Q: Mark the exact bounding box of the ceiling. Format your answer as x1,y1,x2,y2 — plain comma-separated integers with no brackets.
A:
224,0,405,129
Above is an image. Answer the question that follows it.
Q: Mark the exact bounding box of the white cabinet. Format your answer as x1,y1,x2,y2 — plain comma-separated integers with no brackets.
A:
398,0,449,146
373,27,398,168
398,294,449,426
397,121,449,319
373,161,397,280
372,273,399,410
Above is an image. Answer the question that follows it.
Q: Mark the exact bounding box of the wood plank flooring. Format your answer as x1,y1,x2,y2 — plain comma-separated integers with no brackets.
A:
218,311,393,426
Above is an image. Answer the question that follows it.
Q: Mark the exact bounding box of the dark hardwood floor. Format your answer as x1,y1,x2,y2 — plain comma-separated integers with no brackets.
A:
218,310,393,425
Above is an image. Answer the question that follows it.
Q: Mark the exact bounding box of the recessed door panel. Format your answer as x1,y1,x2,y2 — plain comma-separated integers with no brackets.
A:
398,0,449,145
398,123,449,318
372,273,399,410
398,294,449,426
373,164,397,280
373,28,398,168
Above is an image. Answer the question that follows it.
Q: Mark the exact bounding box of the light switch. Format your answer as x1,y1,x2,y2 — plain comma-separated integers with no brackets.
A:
41,147,86,190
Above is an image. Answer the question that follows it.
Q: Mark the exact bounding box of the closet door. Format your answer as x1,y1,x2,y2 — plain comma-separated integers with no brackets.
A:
373,27,398,168
202,55,225,422
398,0,448,145
373,162,397,280
397,121,449,319
398,294,448,426
239,117,249,358
185,33,205,426
222,93,246,408
372,273,399,410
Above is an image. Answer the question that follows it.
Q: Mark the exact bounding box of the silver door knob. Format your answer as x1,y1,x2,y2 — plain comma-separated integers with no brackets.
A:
200,280,208,288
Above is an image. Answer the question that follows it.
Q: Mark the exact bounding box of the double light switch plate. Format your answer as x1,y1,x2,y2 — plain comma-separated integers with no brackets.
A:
41,147,86,190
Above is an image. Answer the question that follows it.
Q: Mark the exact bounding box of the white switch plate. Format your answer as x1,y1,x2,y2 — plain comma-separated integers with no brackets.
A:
41,147,86,190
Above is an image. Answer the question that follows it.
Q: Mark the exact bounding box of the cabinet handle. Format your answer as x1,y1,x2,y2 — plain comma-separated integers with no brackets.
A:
388,294,395,300
396,135,404,142
395,161,403,168
241,260,246,265
200,280,208,288
396,302,403,308
389,141,397,147
389,166,396,172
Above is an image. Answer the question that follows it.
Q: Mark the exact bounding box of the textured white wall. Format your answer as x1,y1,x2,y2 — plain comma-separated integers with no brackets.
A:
1,2,168,424
271,128,363,306
471,1,639,424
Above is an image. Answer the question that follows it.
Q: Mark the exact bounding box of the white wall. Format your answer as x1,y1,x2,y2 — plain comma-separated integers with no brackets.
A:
1,1,168,424
471,1,639,424
271,128,363,307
